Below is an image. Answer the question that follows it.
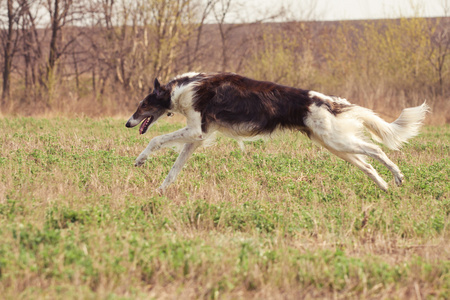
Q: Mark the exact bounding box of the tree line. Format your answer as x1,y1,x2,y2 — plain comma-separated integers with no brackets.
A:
0,0,226,105
0,0,449,122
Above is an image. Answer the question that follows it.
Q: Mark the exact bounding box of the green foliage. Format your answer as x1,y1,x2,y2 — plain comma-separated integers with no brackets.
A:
245,31,318,89
245,18,450,104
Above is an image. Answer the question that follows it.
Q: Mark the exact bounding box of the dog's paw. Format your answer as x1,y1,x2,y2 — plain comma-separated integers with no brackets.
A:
134,153,148,167
379,181,389,192
394,173,404,186
156,186,166,194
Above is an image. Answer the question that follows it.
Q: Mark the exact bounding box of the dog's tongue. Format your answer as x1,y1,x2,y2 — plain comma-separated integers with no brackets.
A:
139,117,149,135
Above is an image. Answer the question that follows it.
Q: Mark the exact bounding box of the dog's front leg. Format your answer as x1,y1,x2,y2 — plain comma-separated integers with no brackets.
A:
135,152,151,167
157,141,202,193
135,127,203,167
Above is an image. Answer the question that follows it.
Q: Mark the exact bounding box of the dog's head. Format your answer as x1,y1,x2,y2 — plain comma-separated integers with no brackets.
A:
125,78,171,134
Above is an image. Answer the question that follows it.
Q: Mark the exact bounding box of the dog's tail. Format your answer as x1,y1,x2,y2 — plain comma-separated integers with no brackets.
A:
354,102,430,150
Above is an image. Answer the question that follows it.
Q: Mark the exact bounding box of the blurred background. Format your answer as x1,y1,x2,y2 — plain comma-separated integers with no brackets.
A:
0,0,449,123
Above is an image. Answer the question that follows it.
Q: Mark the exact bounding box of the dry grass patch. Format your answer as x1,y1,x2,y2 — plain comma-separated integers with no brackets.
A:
0,117,448,299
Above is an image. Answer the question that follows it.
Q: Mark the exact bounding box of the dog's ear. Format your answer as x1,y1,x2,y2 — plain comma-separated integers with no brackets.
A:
154,78,161,92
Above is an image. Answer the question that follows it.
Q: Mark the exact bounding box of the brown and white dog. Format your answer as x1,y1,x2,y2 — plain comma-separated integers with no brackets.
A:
126,72,429,192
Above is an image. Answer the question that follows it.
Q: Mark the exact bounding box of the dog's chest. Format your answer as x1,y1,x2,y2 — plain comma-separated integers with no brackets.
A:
171,84,197,116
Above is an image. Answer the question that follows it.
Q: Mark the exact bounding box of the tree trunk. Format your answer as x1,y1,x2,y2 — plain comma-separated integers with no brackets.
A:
47,0,60,82
72,49,79,90
2,0,14,101
92,66,96,95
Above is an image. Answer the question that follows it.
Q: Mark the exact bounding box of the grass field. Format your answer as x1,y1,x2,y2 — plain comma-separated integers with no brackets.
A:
0,116,448,299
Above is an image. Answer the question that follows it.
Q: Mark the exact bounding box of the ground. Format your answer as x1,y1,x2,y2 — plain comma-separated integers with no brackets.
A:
0,116,448,299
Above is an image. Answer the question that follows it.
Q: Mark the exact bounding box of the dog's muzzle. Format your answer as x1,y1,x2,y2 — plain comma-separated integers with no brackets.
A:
125,116,140,128
125,115,154,135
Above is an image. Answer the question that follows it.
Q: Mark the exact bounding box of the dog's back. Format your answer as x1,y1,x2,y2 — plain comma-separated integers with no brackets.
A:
171,73,352,137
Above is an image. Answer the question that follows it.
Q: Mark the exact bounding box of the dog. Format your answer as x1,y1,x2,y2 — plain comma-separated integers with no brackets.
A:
126,72,429,192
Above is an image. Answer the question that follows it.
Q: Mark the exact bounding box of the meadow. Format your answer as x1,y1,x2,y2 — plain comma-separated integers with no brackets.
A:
0,116,448,299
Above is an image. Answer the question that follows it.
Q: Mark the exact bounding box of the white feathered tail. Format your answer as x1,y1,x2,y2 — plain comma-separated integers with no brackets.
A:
356,102,430,150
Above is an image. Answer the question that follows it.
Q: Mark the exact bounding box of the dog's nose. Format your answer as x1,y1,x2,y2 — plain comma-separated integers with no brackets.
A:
125,121,131,128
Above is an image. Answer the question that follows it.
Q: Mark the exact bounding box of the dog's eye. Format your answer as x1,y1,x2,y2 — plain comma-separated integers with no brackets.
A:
141,102,148,108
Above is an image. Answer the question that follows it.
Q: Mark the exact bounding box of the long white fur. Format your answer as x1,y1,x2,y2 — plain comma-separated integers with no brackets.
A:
304,91,428,190
308,91,429,151
358,103,430,150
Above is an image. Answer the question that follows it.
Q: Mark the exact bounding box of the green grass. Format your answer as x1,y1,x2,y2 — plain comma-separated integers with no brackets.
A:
0,117,449,299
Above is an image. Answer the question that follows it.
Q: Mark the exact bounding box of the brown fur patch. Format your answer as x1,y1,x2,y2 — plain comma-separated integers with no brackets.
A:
190,73,313,135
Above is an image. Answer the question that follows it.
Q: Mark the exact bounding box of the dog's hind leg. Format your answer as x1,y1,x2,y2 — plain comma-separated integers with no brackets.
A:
326,149,389,191
157,141,202,193
353,141,404,186
305,105,404,190
308,132,389,190
318,134,404,188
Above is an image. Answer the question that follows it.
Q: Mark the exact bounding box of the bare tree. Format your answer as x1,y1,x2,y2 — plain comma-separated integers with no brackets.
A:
427,0,450,96
20,0,45,91
183,0,217,70
83,0,196,97
213,0,234,71
428,21,450,96
1,0,22,101
148,0,192,80
212,0,284,72
43,0,85,90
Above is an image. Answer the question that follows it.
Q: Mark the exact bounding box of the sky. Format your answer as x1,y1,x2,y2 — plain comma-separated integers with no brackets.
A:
239,0,447,22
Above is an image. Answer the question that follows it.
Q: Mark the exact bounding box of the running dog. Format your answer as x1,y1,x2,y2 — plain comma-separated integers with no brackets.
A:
126,72,429,192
